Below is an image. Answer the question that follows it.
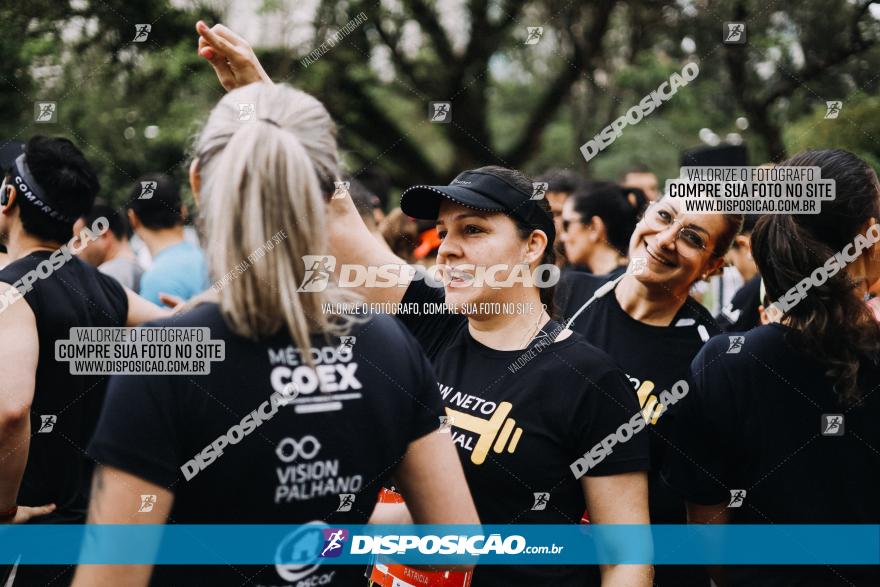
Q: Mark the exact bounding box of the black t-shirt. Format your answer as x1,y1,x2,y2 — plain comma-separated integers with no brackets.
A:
0,252,128,519
717,274,762,332
555,271,719,586
399,280,649,587
88,303,444,587
662,324,880,586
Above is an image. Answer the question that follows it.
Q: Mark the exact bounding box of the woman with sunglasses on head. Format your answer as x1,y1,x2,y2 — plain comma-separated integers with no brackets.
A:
72,81,479,587
556,197,743,587
194,23,652,587
663,150,880,587
559,182,648,276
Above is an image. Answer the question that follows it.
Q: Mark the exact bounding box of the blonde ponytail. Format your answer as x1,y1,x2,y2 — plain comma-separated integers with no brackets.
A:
194,83,362,360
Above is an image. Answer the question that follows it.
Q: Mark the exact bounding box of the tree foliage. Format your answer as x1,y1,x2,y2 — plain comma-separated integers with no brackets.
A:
1,0,878,205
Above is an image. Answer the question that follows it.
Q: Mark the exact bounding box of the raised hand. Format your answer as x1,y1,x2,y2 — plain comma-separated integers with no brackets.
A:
196,21,272,91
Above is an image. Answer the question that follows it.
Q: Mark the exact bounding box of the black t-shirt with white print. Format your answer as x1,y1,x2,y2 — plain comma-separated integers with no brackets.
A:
663,324,880,586
398,280,649,587
555,271,720,586
88,303,444,587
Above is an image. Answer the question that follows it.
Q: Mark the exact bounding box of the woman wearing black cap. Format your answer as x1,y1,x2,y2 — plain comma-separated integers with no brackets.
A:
555,197,743,587
195,25,652,587
329,165,652,587
663,150,880,587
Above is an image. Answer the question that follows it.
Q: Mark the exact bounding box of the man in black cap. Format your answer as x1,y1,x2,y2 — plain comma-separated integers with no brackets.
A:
0,136,167,583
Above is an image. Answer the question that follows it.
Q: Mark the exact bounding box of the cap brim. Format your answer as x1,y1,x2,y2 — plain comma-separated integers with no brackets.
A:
400,184,508,220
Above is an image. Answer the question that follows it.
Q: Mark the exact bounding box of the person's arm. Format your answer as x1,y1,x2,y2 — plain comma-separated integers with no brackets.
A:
368,501,413,525
326,193,413,307
0,283,56,522
125,287,171,326
195,21,272,91
71,465,174,587
393,431,479,570
686,502,729,587
582,472,653,587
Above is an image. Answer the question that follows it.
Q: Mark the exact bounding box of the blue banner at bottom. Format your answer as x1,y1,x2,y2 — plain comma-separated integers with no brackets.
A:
0,524,878,565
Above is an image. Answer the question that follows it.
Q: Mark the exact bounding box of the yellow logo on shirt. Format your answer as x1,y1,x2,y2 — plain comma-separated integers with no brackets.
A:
445,402,523,465
634,379,666,425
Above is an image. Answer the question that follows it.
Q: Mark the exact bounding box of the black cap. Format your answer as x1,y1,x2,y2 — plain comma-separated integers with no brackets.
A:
400,169,556,244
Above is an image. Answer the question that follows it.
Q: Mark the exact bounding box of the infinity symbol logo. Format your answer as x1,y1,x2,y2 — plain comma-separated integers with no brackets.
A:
276,435,322,462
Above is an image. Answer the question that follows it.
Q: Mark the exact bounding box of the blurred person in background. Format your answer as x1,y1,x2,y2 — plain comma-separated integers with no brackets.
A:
560,182,647,277
557,198,742,587
717,214,762,332
356,167,391,224
379,207,421,263
127,173,209,305
664,149,880,587
621,163,660,202
535,168,583,264
72,201,144,291
346,176,392,252
0,136,168,586
74,80,479,587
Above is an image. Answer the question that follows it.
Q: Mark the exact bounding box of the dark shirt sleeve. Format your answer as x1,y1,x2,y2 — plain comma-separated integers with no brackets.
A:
389,318,448,443
554,271,605,325
397,278,466,360
571,368,651,477
88,373,184,488
96,271,130,321
661,341,733,505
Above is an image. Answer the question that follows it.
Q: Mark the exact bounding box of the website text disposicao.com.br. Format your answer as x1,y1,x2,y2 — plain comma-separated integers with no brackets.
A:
323,531,564,558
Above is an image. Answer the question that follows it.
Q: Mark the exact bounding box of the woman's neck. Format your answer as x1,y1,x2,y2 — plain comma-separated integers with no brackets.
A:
467,294,550,350
588,245,626,276
614,275,689,326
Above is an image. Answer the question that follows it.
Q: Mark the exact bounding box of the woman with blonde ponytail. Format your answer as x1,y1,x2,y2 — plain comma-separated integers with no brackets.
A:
73,82,478,587
664,149,880,586
190,22,655,587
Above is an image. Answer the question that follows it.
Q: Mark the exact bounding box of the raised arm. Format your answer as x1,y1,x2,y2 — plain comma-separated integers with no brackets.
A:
196,22,414,309
326,192,413,307
195,21,272,91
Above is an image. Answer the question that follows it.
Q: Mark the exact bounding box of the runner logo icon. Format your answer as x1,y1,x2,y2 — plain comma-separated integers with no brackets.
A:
728,489,746,508
298,255,336,292
38,415,57,433
822,414,844,436
531,492,549,511
320,529,348,558
337,493,355,512
727,336,744,354
138,494,157,513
